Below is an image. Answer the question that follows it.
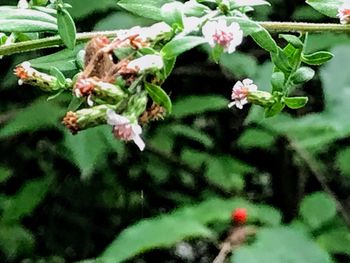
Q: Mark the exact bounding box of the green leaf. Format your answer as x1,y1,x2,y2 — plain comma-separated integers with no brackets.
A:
144,82,172,113
161,36,207,59
302,51,334,65
264,101,285,118
284,96,308,109
0,99,65,139
220,51,258,78
29,43,84,74
101,216,212,262
169,124,214,148
65,0,116,19
160,2,184,28
271,48,292,73
271,71,285,92
279,34,304,49
63,127,110,179
237,128,275,148
101,197,267,262
0,167,12,183
57,7,76,49
300,192,337,229
0,19,57,32
117,0,173,21
50,66,66,87
336,147,350,177
317,228,350,254
250,24,278,53
232,227,331,263
163,57,176,78
0,225,34,260
172,95,229,118
0,8,56,24
1,176,52,224
306,0,342,18
291,66,315,84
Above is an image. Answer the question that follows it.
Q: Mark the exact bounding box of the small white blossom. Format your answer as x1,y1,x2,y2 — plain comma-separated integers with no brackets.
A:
228,78,258,109
107,110,145,151
127,55,164,72
338,1,350,24
202,20,243,54
17,0,29,9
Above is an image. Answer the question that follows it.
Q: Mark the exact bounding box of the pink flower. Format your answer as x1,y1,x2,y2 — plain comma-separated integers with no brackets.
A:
338,2,350,24
202,20,243,54
228,79,258,109
107,110,145,151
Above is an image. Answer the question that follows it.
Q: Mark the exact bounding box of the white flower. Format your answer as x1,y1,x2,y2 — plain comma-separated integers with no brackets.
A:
202,20,243,54
107,110,145,151
337,1,350,24
127,55,164,72
228,78,258,109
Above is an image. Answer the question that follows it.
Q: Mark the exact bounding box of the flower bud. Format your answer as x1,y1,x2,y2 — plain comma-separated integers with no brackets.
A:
247,90,274,107
74,77,128,106
14,62,71,92
62,105,112,134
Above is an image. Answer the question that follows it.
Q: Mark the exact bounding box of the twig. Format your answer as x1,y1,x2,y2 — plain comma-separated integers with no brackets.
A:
213,226,257,263
1,22,350,56
288,139,350,228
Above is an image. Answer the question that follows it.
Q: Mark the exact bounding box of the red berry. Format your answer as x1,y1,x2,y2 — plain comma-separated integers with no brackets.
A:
232,208,247,224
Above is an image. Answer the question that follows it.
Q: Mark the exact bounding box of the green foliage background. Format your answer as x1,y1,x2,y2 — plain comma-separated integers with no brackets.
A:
1,0,350,262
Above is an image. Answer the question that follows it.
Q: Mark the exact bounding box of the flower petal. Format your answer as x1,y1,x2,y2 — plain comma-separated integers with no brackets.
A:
133,134,145,151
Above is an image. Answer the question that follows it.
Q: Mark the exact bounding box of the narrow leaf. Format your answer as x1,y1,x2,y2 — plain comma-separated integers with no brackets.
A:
161,36,206,58
144,82,172,113
57,8,76,49
284,96,308,109
302,51,334,65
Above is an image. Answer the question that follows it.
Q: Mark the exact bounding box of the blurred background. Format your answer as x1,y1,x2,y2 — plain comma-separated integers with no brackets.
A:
1,0,350,262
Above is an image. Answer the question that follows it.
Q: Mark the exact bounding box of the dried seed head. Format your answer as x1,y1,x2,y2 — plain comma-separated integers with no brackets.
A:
62,111,79,134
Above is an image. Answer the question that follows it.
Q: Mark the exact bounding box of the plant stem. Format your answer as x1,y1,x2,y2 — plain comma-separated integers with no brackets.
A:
1,22,350,56
258,21,350,33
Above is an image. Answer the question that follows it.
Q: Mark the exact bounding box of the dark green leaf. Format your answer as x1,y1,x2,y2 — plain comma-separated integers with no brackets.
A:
2,177,52,223
172,95,229,118
57,7,76,49
317,228,350,254
284,96,308,109
302,51,334,65
144,82,172,113
161,36,206,59
0,99,65,138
